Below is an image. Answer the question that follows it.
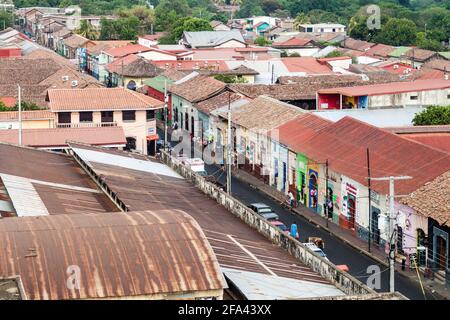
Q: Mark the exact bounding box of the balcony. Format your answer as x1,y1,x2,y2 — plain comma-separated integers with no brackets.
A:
56,122,118,128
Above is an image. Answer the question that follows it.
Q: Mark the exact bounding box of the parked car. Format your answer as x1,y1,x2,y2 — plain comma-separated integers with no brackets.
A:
270,221,289,234
303,242,329,261
248,203,279,221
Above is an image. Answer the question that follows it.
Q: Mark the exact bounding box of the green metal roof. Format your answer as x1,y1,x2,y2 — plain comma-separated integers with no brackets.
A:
388,46,412,57
143,75,174,92
438,51,450,60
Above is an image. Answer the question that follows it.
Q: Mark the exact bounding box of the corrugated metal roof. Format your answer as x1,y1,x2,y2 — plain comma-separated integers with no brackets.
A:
0,210,226,299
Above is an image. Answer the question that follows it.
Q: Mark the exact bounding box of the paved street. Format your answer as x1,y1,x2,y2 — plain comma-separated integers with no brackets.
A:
159,127,441,300
203,163,442,300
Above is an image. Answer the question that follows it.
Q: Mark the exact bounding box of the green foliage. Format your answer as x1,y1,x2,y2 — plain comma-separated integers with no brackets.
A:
99,16,140,40
0,101,41,112
289,52,301,57
155,0,190,31
75,20,97,40
116,5,155,35
213,74,248,83
0,11,14,30
416,32,445,51
374,18,417,46
325,50,344,58
235,0,264,18
254,37,272,46
413,106,450,125
172,17,213,41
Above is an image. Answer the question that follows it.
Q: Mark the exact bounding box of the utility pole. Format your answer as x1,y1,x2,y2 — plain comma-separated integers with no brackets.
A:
371,175,412,293
17,84,22,146
325,159,329,228
227,90,232,195
164,80,168,151
367,148,372,253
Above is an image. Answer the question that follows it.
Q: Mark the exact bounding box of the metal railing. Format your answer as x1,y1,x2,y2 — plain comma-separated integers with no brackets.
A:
56,122,117,128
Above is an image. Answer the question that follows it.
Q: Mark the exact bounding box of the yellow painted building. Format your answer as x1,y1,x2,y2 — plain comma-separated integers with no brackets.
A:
0,110,55,130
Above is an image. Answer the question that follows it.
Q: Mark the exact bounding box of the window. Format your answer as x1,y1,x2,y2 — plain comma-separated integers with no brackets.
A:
125,137,136,151
58,112,71,123
79,111,93,122
410,95,418,100
101,111,113,123
122,110,136,121
447,94,450,99
146,110,155,121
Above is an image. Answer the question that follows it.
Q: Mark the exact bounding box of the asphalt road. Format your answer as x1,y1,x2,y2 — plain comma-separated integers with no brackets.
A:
203,163,440,300
158,128,439,300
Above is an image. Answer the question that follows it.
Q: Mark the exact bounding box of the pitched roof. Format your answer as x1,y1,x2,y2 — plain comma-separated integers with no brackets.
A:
404,48,437,62
221,95,305,130
22,49,77,69
168,75,225,103
153,60,229,72
318,79,450,96
439,52,450,60
401,133,450,154
0,126,126,148
63,34,91,48
365,43,396,58
183,30,245,48
87,40,131,56
103,44,151,58
48,87,164,111
293,116,450,195
107,55,162,77
0,110,54,121
400,170,450,226
272,37,313,48
281,57,333,74
388,46,412,58
224,65,259,75
422,59,450,72
0,210,225,299
196,91,243,114
39,65,103,89
342,38,375,52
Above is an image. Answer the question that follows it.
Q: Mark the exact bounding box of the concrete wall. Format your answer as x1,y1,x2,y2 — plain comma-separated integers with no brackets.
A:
161,150,376,296
368,89,450,109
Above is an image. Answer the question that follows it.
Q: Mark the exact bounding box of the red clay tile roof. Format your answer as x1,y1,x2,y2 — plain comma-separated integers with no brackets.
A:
48,87,163,111
423,59,450,72
365,43,395,58
404,48,437,62
318,79,450,96
281,57,333,74
63,34,92,48
106,55,161,77
401,134,450,154
273,37,313,48
342,38,375,52
87,41,132,56
0,97,16,107
400,170,450,226
196,91,244,114
293,116,450,195
103,44,151,57
168,75,225,103
153,60,229,72
0,110,54,121
0,126,126,148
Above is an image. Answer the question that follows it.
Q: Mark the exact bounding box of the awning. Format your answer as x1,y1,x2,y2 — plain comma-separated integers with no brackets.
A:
146,134,160,141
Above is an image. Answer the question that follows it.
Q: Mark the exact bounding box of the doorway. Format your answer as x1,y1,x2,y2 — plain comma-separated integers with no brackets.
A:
308,170,318,210
371,207,381,245
417,229,426,266
436,235,447,270
347,194,356,230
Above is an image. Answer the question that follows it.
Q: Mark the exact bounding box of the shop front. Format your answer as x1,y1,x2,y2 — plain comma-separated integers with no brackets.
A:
340,179,358,231
296,154,308,206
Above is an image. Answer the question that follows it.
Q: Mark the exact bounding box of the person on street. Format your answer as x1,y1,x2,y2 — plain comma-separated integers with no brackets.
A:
288,191,295,208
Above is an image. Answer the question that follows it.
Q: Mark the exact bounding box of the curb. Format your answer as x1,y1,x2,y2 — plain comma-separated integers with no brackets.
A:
232,170,448,300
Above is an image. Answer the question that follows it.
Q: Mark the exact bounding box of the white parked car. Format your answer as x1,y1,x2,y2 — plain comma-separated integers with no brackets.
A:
303,242,329,261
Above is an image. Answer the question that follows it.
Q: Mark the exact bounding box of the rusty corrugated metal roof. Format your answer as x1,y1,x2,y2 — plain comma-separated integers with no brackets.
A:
0,210,226,299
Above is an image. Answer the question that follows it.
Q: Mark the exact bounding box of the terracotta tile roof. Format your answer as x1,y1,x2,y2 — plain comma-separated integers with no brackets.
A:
404,48,437,62
63,34,91,48
365,43,395,58
223,65,259,75
22,49,77,69
221,95,305,130
0,58,61,85
319,79,450,96
272,37,313,48
39,66,103,89
422,59,450,72
168,75,225,103
414,68,446,80
335,47,366,57
107,55,162,77
48,87,163,111
293,116,450,195
153,60,229,72
0,126,126,148
281,57,333,74
387,125,450,134
196,91,244,114
401,170,450,226
0,97,16,107
0,110,54,121
342,38,375,52
52,28,72,38
87,40,131,56
103,44,151,57
140,32,167,41
161,68,189,81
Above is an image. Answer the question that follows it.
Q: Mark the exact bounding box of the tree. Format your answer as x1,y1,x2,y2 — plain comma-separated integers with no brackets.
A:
75,20,97,40
413,106,450,125
214,74,248,83
293,12,311,30
374,18,417,46
192,7,214,21
99,16,140,40
0,101,41,112
0,11,14,30
325,50,344,58
155,0,190,31
254,37,271,46
416,32,445,51
117,5,155,35
235,0,264,18
260,0,282,15
171,17,213,42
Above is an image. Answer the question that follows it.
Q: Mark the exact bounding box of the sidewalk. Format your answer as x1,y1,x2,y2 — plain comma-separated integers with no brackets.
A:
232,168,450,300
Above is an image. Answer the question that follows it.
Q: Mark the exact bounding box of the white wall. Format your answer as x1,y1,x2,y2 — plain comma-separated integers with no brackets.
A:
215,39,246,49
138,37,157,48
368,89,450,108
138,50,177,61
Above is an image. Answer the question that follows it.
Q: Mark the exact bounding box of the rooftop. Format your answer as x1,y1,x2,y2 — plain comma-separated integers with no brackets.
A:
196,91,245,115
0,210,226,299
63,34,92,49
183,30,246,48
0,127,126,149
341,38,375,52
272,37,314,48
403,48,437,62
103,44,151,58
0,110,54,121
168,75,225,103
106,55,162,78
48,87,164,111
318,79,450,96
